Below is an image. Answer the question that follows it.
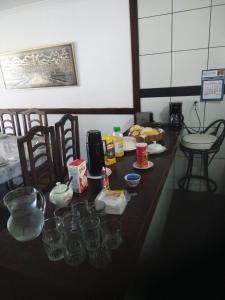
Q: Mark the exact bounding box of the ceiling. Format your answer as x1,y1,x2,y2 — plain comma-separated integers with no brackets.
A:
0,0,45,11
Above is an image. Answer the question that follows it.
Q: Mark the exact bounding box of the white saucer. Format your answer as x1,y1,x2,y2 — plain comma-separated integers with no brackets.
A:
123,137,137,152
87,167,112,179
132,161,154,170
148,146,167,155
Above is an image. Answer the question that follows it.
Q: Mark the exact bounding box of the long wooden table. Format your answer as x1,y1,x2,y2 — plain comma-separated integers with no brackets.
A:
0,127,181,300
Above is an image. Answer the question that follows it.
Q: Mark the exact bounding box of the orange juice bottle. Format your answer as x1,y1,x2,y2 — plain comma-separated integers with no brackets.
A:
113,127,124,157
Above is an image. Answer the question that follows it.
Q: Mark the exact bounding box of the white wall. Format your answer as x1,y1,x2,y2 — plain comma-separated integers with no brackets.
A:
138,0,225,126
0,0,134,156
138,0,225,194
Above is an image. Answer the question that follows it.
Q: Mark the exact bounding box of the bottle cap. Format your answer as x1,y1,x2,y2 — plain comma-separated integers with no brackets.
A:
87,130,102,144
113,127,121,132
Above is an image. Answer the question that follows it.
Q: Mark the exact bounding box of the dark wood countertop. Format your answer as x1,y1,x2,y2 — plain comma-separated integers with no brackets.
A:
0,126,181,299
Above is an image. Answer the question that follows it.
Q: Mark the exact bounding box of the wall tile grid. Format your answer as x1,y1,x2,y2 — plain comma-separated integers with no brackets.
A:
173,0,211,12
138,0,172,18
139,14,171,55
172,49,208,87
138,0,225,194
140,53,171,89
173,8,210,51
212,0,225,4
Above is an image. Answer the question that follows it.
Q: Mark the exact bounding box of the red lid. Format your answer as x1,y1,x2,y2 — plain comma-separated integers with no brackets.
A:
69,159,85,166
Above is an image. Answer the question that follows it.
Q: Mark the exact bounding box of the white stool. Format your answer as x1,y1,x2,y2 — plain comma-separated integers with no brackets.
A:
178,120,225,193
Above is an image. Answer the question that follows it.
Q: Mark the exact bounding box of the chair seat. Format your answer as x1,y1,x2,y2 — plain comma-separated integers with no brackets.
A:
181,133,217,150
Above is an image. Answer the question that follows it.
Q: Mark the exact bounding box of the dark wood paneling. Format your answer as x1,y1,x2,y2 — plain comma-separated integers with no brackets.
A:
129,0,140,113
140,85,225,98
140,86,202,98
4,108,134,115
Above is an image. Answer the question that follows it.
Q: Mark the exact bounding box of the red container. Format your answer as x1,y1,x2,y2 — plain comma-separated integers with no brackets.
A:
136,143,148,168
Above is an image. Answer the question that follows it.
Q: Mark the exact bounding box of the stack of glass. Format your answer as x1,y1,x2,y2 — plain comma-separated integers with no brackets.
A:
42,200,122,269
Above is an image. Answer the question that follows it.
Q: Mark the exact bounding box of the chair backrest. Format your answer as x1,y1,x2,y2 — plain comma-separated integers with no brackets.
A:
203,119,225,152
21,108,48,134
55,114,80,181
0,109,21,136
17,125,59,192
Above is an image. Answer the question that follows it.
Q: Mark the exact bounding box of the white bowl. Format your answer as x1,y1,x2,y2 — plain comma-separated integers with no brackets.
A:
124,173,141,187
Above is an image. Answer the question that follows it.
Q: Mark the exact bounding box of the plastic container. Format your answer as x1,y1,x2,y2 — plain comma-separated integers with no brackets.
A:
113,127,124,157
124,173,141,187
102,135,116,166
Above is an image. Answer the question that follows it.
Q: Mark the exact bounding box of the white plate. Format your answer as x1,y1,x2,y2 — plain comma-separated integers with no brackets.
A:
87,167,112,179
123,136,137,152
132,161,154,170
148,146,167,155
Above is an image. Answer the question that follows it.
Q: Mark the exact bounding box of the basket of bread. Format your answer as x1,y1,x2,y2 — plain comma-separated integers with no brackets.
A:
129,124,165,143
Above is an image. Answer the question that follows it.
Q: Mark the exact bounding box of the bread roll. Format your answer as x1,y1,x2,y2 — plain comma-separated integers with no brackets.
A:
140,127,159,136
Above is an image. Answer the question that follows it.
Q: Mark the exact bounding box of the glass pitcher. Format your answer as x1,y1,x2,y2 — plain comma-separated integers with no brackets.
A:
3,187,46,242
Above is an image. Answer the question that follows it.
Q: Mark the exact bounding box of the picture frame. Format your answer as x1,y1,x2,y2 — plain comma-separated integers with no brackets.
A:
0,43,77,89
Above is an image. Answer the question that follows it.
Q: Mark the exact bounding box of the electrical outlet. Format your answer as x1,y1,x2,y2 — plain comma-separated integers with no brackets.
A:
193,101,200,110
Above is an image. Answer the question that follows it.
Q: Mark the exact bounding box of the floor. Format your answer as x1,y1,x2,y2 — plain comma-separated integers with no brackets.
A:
128,189,225,300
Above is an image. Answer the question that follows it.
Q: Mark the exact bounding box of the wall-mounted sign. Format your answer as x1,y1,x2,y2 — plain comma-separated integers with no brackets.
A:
201,69,225,101
0,43,77,89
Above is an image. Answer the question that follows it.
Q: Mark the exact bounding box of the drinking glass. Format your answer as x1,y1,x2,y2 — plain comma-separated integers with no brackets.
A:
71,200,90,219
89,201,106,222
101,216,122,250
42,217,64,261
88,240,111,269
62,214,86,267
80,216,101,251
54,206,72,232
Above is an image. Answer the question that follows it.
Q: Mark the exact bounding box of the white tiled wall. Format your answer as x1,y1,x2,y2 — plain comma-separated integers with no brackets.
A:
139,14,171,54
173,8,210,51
212,0,225,4
210,6,225,47
172,49,208,87
138,0,172,18
137,0,225,194
140,54,171,88
173,0,211,12
209,47,225,68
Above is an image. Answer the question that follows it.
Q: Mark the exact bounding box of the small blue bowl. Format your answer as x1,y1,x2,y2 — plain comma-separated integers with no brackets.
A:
124,173,141,187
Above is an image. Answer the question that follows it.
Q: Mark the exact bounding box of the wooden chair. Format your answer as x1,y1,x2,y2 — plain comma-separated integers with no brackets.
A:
21,108,48,134
17,125,59,192
55,114,80,181
0,109,21,136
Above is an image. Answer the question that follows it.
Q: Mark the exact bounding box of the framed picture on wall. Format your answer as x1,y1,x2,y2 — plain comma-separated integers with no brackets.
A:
0,43,77,89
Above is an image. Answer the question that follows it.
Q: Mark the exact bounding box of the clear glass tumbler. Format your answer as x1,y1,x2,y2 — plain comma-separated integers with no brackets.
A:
54,206,72,232
88,240,111,269
101,216,122,250
62,214,86,267
80,216,101,251
71,200,90,219
42,217,64,261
